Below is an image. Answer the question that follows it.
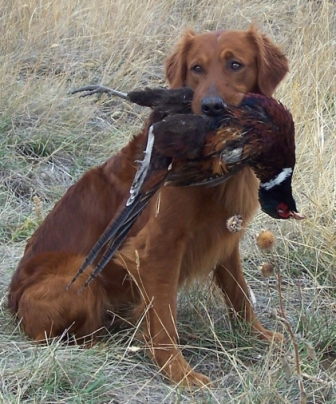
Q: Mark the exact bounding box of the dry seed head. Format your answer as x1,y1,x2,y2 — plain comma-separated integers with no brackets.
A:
256,230,276,251
260,262,274,278
32,195,43,223
226,214,243,233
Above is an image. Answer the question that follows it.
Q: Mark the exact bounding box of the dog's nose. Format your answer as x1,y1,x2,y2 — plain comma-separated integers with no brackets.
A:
201,97,227,116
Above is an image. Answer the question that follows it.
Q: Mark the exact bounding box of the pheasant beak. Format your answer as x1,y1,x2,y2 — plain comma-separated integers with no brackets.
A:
290,211,305,220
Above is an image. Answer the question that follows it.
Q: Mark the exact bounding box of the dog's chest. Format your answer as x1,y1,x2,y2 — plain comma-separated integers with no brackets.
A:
179,208,240,283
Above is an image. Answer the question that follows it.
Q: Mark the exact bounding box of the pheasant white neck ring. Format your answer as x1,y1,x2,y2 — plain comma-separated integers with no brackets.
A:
260,168,292,191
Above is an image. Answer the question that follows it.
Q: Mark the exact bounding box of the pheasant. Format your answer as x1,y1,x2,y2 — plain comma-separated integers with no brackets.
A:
68,87,304,291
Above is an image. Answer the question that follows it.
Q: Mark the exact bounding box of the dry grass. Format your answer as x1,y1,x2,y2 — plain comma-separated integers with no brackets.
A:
0,0,336,402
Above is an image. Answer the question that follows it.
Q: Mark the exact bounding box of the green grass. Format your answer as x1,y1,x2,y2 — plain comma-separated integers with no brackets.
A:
1,0,336,402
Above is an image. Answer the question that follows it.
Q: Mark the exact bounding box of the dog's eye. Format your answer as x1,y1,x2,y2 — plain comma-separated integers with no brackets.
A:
191,65,203,74
230,61,243,71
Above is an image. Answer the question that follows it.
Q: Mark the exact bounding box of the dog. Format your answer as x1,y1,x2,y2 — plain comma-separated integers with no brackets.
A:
8,26,289,386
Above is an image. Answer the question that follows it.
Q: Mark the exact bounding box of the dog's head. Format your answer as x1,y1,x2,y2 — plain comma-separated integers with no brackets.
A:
165,26,289,114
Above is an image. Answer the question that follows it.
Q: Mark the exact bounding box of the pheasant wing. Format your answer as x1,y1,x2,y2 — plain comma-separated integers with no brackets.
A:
165,123,256,187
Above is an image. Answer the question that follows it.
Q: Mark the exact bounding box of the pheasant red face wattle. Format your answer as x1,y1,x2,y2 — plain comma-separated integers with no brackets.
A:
276,202,305,220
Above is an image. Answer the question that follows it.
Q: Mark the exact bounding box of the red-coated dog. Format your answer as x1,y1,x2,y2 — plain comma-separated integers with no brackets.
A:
8,26,289,386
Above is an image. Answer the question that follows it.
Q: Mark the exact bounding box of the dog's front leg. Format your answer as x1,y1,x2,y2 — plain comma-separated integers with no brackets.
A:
118,219,211,387
214,238,282,342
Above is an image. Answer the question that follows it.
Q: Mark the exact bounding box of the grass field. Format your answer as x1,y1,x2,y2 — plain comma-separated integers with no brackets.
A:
0,0,336,402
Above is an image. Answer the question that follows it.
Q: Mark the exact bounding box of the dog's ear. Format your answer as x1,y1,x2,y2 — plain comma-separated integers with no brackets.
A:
248,25,289,96
165,29,196,88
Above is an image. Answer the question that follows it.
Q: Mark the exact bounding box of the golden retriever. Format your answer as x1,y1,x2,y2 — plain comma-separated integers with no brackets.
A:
8,26,289,386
